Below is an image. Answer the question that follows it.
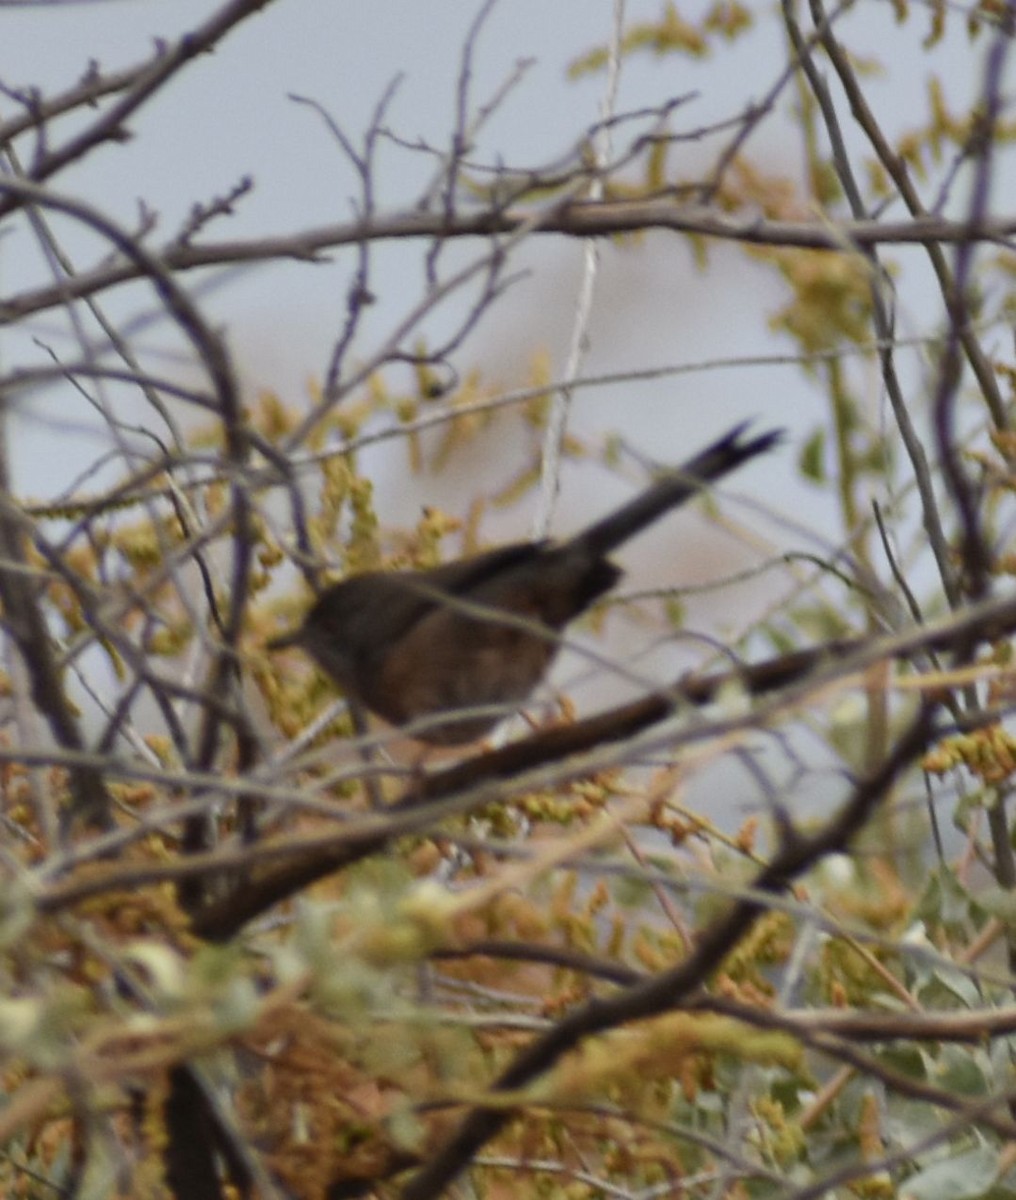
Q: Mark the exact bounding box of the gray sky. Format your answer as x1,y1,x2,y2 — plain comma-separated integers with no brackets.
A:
0,0,1001,592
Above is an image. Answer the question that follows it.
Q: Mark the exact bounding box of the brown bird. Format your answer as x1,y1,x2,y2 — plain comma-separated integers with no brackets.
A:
269,423,781,745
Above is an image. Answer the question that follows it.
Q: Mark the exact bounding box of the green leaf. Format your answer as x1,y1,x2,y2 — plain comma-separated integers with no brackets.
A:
902,1146,998,1200
927,964,981,1009
932,1044,989,1096
876,1042,928,1080
975,886,1016,929
914,865,984,932
799,428,826,482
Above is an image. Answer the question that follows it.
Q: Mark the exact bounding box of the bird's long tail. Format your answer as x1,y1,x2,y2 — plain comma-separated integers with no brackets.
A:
568,422,783,559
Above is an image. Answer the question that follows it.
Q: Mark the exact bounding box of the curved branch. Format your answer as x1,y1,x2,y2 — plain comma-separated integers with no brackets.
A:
4,200,1016,324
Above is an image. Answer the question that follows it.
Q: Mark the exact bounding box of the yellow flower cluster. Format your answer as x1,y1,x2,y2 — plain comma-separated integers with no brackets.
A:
922,724,1016,785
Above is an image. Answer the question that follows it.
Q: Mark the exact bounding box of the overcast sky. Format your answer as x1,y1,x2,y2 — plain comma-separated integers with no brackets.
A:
1,1,1003,588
